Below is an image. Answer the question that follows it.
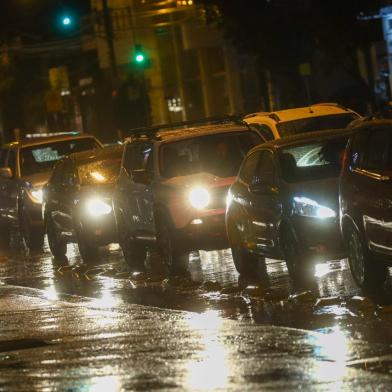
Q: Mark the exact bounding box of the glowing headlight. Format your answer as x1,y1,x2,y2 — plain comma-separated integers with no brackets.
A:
189,187,210,209
293,196,336,219
30,188,43,204
86,198,112,217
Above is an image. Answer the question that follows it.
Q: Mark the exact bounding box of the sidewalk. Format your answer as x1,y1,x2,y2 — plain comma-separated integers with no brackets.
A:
0,284,391,391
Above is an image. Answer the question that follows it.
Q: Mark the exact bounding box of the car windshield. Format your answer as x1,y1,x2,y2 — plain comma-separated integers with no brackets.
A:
278,136,349,183
276,114,357,137
160,131,262,178
77,153,122,185
20,138,99,177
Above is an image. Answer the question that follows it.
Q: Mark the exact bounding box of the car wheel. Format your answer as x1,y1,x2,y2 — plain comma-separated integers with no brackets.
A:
20,211,44,251
227,217,264,276
46,216,67,259
346,224,389,289
0,223,11,249
155,216,184,271
77,239,99,264
121,237,146,271
280,226,313,282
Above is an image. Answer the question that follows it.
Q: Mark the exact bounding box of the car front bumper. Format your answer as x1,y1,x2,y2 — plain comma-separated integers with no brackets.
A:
77,214,117,246
292,216,346,262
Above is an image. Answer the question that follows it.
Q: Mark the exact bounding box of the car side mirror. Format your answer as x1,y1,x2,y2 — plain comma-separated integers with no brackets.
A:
0,167,12,179
132,169,151,185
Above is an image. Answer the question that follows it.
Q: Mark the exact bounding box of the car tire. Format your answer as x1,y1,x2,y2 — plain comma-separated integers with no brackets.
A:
77,239,99,264
227,217,264,276
46,216,67,259
345,224,389,290
0,223,11,249
20,211,44,251
155,215,185,271
280,225,313,282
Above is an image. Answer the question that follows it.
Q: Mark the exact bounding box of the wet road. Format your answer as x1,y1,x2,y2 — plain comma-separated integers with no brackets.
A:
0,237,391,348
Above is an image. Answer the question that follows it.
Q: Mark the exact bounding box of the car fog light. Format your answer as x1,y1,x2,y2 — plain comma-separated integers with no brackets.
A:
189,187,210,209
87,198,112,217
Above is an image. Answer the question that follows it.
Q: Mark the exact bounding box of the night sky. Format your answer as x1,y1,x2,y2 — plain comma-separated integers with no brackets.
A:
0,0,91,39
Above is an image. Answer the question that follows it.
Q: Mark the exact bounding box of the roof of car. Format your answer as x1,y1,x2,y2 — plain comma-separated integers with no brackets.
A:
125,123,252,144
250,128,354,154
4,133,100,149
243,103,360,124
346,117,392,129
68,144,123,166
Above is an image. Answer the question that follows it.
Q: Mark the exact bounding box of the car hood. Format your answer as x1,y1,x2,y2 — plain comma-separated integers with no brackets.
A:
79,184,115,199
24,171,52,188
160,172,235,190
287,177,339,210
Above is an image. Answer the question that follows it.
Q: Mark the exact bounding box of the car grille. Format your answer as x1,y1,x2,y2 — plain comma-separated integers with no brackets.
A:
209,186,229,210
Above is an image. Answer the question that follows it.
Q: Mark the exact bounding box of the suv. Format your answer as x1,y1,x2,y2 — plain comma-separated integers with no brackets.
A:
43,145,122,262
112,118,264,270
0,133,102,250
244,103,360,141
340,119,392,289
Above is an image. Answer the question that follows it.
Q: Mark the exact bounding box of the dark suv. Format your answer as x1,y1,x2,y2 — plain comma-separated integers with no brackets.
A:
0,133,102,250
226,129,351,280
340,120,392,289
112,118,263,271
43,145,122,262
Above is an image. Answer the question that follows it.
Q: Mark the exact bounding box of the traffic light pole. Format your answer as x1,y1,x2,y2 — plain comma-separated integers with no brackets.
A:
102,0,117,78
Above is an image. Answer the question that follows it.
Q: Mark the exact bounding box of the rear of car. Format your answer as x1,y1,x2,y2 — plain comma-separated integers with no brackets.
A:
244,103,360,141
0,133,102,250
340,120,392,289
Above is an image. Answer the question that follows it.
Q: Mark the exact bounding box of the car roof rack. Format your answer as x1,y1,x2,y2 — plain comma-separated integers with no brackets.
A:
24,131,81,139
123,115,247,141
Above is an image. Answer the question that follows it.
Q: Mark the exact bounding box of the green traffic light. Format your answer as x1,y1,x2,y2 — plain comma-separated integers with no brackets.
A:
135,53,145,63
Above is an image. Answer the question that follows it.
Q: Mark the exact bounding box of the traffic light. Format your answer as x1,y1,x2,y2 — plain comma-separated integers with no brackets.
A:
132,44,151,68
62,16,72,26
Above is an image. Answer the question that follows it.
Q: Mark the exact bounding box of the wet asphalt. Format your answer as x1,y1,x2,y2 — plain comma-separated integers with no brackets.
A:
0,236,391,347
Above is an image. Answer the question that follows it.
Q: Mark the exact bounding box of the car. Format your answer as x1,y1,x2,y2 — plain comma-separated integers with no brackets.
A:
340,119,392,290
112,117,264,271
0,132,103,251
43,145,123,262
226,128,352,280
243,103,360,141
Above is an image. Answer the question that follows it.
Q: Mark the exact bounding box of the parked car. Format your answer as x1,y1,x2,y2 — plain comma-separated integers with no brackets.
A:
43,145,123,262
0,132,102,250
243,103,360,141
112,118,264,271
226,129,352,280
340,119,392,289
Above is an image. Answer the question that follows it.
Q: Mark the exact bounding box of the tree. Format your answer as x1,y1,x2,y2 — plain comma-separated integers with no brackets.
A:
196,0,391,112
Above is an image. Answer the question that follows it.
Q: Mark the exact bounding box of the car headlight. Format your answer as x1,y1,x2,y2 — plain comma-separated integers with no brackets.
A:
189,187,210,209
293,196,336,219
86,198,112,217
28,188,43,204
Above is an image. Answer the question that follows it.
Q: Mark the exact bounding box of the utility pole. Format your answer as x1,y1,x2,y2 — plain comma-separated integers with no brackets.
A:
102,0,117,78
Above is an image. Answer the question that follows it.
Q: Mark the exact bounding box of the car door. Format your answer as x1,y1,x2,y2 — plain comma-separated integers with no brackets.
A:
0,148,10,222
245,150,282,257
116,142,154,237
352,126,392,256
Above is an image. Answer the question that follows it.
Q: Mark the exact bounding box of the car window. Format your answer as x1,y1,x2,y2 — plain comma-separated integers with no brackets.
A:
254,150,275,185
276,114,357,137
278,136,349,183
124,143,152,174
239,151,260,184
250,124,274,141
7,150,16,174
362,128,392,171
160,131,262,179
20,137,99,177
348,131,367,169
